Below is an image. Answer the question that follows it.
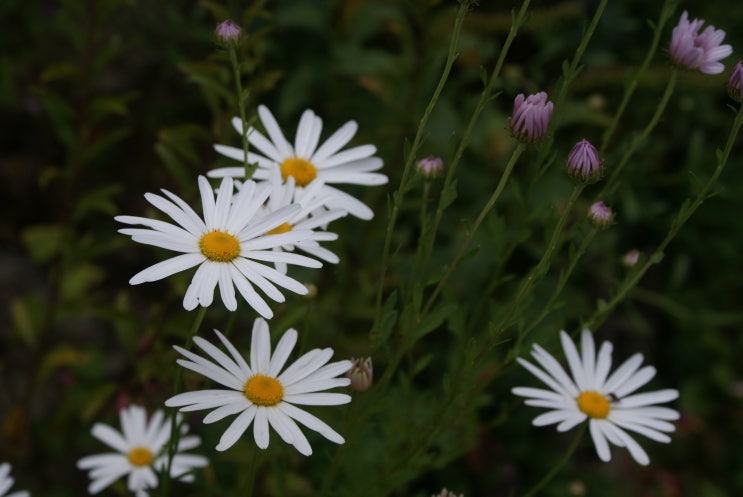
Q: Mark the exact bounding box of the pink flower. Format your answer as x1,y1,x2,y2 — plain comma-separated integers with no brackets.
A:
669,11,732,75
566,139,603,183
509,92,553,142
416,155,444,179
728,61,743,103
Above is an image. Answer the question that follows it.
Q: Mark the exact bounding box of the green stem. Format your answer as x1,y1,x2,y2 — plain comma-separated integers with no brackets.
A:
372,0,473,327
520,424,585,497
421,143,524,318
600,0,676,154
228,47,255,179
586,103,743,330
521,227,597,340
420,0,532,279
161,306,207,497
407,180,433,298
484,184,584,354
598,68,678,201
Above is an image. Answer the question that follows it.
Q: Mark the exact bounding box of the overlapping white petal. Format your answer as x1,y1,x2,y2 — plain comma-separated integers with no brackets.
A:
77,405,207,496
209,105,387,220
165,318,352,456
0,463,29,497
512,329,680,465
116,176,324,318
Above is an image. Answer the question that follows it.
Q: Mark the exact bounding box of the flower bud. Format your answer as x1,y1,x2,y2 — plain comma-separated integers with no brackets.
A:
565,139,604,183
509,92,553,143
346,357,373,392
621,249,640,268
432,489,463,497
728,61,743,103
668,11,732,74
587,201,614,229
416,155,444,179
215,20,242,48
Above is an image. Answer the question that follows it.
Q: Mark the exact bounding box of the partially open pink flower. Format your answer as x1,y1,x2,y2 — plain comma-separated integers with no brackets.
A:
669,11,732,75
509,92,553,143
215,19,242,47
588,201,614,229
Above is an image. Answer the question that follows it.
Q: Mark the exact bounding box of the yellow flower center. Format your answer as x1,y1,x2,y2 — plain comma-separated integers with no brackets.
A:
199,230,240,262
280,157,317,187
265,222,292,236
576,390,611,419
127,446,153,467
243,374,284,406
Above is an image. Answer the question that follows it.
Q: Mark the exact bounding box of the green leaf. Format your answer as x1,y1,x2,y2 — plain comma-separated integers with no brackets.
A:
414,303,457,341
21,224,67,263
72,183,123,221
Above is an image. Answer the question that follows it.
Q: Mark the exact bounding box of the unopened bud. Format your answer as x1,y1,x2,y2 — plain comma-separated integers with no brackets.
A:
621,249,640,268
346,357,373,392
566,139,603,184
587,201,614,229
215,20,242,47
727,60,743,103
416,155,444,179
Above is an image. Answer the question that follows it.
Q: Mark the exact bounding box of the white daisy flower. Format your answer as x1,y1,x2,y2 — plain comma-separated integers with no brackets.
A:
251,165,347,274
0,463,29,497
165,318,352,456
77,405,208,497
116,176,325,318
209,104,388,220
512,329,680,465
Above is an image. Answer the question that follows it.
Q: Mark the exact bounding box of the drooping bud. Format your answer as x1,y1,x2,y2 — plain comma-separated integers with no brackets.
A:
416,155,444,180
215,20,242,48
346,357,373,392
509,92,553,143
587,201,614,229
565,139,604,183
727,60,743,103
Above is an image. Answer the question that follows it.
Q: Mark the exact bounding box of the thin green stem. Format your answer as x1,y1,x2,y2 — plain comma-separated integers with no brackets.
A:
521,227,597,340
228,47,255,179
483,184,584,355
421,143,524,317
420,0,532,279
598,68,679,201
407,181,433,297
520,424,585,497
160,306,207,497
600,0,676,154
586,103,743,330
373,0,474,327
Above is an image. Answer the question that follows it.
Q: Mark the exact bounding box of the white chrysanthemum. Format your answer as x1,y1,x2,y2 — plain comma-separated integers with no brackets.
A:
209,105,388,220
77,405,208,497
116,176,325,318
165,318,352,456
250,166,347,274
0,463,29,497
512,329,680,465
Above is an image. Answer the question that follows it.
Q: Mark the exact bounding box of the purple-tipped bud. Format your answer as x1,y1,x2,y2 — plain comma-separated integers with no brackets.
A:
669,11,732,75
728,61,743,103
346,357,373,392
215,20,242,47
416,155,444,179
587,201,614,229
432,489,464,497
509,92,553,143
566,139,603,183
621,249,640,268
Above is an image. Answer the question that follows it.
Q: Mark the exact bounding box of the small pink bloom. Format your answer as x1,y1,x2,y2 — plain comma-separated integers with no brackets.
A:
566,139,603,183
509,92,553,142
622,249,640,268
669,11,732,75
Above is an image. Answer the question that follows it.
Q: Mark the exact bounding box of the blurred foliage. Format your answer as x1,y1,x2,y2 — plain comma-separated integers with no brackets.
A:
1,0,743,496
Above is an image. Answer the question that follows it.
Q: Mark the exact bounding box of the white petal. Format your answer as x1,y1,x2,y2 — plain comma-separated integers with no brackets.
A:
250,318,271,374
216,405,257,451
310,120,357,164
616,389,679,408
560,331,588,391
257,105,294,159
283,393,351,405
603,353,644,393
253,407,270,449
613,366,656,398
279,402,344,444
91,424,129,453
317,145,377,169
129,254,204,284
268,329,298,377
589,419,612,462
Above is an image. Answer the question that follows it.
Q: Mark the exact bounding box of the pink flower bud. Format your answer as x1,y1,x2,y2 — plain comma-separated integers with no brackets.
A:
215,20,242,47
509,92,553,143
566,139,603,183
587,201,614,229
